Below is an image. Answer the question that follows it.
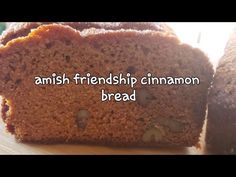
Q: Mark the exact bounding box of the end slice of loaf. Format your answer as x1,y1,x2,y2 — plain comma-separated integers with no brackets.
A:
206,28,236,154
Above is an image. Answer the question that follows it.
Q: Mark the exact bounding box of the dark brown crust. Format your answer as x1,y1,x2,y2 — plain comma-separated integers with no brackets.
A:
1,98,8,122
0,24,213,147
0,22,175,45
206,28,236,154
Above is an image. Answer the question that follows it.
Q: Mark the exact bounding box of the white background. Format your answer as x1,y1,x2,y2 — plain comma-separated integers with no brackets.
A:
167,22,236,69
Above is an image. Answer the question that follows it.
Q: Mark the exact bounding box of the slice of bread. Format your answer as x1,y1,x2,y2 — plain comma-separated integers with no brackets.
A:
0,23,213,146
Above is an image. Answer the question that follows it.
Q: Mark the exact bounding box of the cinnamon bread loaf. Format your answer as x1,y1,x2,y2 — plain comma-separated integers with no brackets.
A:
0,23,213,146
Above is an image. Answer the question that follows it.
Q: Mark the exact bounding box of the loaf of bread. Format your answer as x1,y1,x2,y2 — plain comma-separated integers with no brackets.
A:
0,23,213,146
206,28,236,154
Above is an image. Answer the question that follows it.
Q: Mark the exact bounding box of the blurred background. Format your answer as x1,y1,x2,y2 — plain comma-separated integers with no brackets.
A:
0,22,235,69
0,22,6,34
167,22,236,69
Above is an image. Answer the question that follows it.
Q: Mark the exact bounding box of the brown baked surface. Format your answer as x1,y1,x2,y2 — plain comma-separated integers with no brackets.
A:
0,24,213,147
206,29,236,154
0,22,175,45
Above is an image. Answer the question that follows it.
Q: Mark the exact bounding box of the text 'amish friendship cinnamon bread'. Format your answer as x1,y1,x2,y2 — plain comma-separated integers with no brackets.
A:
0,23,213,147
206,28,236,154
